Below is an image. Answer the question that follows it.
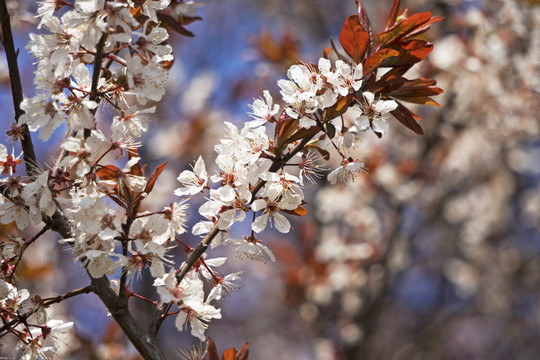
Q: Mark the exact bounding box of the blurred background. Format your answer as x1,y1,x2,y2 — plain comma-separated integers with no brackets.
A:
1,0,540,359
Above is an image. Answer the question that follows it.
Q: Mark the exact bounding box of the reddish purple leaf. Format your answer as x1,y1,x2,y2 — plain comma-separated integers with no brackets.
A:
390,101,423,134
378,11,433,47
207,338,220,360
285,125,321,145
385,0,402,30
392,95,441,107
144,161,168,195
276,111,299,151
323,93,354,120
96,165,121,181
328,37,349,62
223,348,236,360
283,205,308,217
363,48,400,75
356,0,372,33
405,16,444,39
235,342,249,360
339,15,370,63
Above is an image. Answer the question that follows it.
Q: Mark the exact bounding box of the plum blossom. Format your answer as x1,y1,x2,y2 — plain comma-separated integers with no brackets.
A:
59,130,106,177
225,235,276,262
17,319,74,360
175,156,208,196
207,271,243,302
165,200,189,238
154,270,221,341
353,91,398,136
247,90,280,128
323,59,364,96
327,159,366,184
0,279,29,314
111,106,156,140
0,197,31,230
251,191,302,234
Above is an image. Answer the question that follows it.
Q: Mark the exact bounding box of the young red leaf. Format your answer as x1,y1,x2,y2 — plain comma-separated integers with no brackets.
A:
399,78,438,87
356,0,372,35
127,147,144,176
285,125,321,145
207,337,220,360
339,15,369,64
222,347,237,360
323,93,354,121
144,161,168,195
235,342,249,360
393,39,434,62
323,47,333,59
404,16,444,39
276,111,299,151
283,205,308,217
366,76,407,95
96,165,121,181
389,85,443,97
390,101,423,134
368,40,434,69
382,65,412,79
378,11,433,47
384,0,401,30
392,96,441,107
386,78,443,100
363,48,400,75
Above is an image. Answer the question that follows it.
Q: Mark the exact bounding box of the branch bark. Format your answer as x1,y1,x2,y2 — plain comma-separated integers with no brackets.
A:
0,0,37,176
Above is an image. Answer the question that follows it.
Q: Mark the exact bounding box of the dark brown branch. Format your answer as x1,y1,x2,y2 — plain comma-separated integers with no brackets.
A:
42,285,93,306
84,33,107,140
90,34,107,102
0,0,38,176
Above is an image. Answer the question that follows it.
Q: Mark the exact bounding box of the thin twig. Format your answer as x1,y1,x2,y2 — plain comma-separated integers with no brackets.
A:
9,224,52,281
41,285,93,306
0,285,92,334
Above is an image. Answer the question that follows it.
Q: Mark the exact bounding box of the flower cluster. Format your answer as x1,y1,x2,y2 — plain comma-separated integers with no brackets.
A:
0,0,442,356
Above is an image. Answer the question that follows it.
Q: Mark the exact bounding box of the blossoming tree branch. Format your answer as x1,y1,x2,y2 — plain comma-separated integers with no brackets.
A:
0,0,441,358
